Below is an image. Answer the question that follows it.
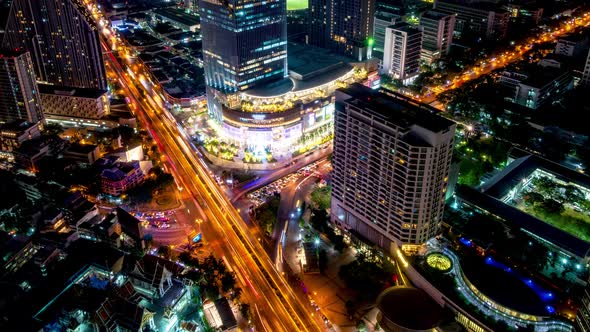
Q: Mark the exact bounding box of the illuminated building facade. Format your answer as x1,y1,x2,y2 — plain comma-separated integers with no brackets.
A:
383,23,423,84
0,50,44,124
1,0,107,89
207,61,360,156
200,0,288,93
200,0,368,159
308,0,376,61
420,11,455,62
331,84,455,252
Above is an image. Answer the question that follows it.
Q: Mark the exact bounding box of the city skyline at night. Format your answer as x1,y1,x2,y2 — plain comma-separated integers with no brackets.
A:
1,0,590,331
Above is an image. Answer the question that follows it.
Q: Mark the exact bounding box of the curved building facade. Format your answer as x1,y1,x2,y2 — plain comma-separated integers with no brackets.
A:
207,64,360,156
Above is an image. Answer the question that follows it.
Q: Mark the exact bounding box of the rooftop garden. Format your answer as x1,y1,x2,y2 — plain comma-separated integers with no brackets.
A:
511,175,590,242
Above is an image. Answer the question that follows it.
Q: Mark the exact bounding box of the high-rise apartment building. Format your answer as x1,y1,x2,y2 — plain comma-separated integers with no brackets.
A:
0,50,43,124
331,84,455,252
420,11,455,62
434,0,509,40
308,0,376,60
382,23,422,83
373,11,400,59
308,0,332,49
1,0,107,89
200,0,288,93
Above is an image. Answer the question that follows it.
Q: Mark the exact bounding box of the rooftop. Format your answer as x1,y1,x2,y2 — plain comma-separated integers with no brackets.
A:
457,185,590,258
0,119,39,133
243,42,355,97
38,84,107,99
66,143,98,155
0,48,28,58
519,66,570,88
337,84,456,134
376,286,442,330
482,152,590,199
153,7,200,27
389,22,422,34
421,10,453,20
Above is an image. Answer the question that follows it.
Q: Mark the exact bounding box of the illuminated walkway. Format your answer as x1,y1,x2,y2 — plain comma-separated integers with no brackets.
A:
428,245,572,332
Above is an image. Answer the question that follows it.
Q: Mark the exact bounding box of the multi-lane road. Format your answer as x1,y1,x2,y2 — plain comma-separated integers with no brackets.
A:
101,36,327,332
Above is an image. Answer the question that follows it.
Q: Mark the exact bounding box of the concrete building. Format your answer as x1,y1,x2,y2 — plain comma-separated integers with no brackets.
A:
308,0,376,61
420,11,456,62
373,11,401,60
583,49,590,87
0,119,41,152
331,84,455,252
64,143,100,164
500,66,573,109
434,0,509,40
1,0,107,89
383,23,423,84
38,84,109,120
0,50,44,124
101,161,145,196
503,3,543,25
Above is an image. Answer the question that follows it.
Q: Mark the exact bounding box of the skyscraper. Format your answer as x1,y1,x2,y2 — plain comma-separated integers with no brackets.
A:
420,11,455,62
383,23,422,83
1,0,107,89
200,0,288,94
331,84,455,252
0,49,43,124
308,0,376,61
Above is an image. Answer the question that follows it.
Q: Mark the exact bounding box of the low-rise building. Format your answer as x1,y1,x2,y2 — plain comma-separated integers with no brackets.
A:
64,143,100,164
152,7,200,32
500,66,573,109
101,161,144,196
38,84,109,120
0,120,41,152
0,235,38,274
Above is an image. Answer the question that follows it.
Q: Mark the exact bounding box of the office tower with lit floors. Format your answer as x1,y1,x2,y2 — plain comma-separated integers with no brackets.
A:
0,49,43,124
1,0,107,89
200,0,288,95
331,84,455,253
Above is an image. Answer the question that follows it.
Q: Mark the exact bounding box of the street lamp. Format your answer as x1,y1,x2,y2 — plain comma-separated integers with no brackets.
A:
195,218,203,233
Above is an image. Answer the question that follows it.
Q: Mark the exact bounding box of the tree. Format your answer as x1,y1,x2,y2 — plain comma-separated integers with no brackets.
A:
239,303,251,321
157,245,173,259
523,191,544,205
539,199,565,215
42,122,63,136
310,185,331,210
564,185,584,205
221,272,237,293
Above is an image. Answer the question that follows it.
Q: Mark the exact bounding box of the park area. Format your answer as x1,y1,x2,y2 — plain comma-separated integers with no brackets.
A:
512,175,590,242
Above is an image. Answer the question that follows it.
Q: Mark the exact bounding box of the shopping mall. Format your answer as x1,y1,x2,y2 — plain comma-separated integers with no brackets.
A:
206,43,379,159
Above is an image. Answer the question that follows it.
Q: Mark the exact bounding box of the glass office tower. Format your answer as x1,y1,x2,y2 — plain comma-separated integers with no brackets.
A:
200,0,288,93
